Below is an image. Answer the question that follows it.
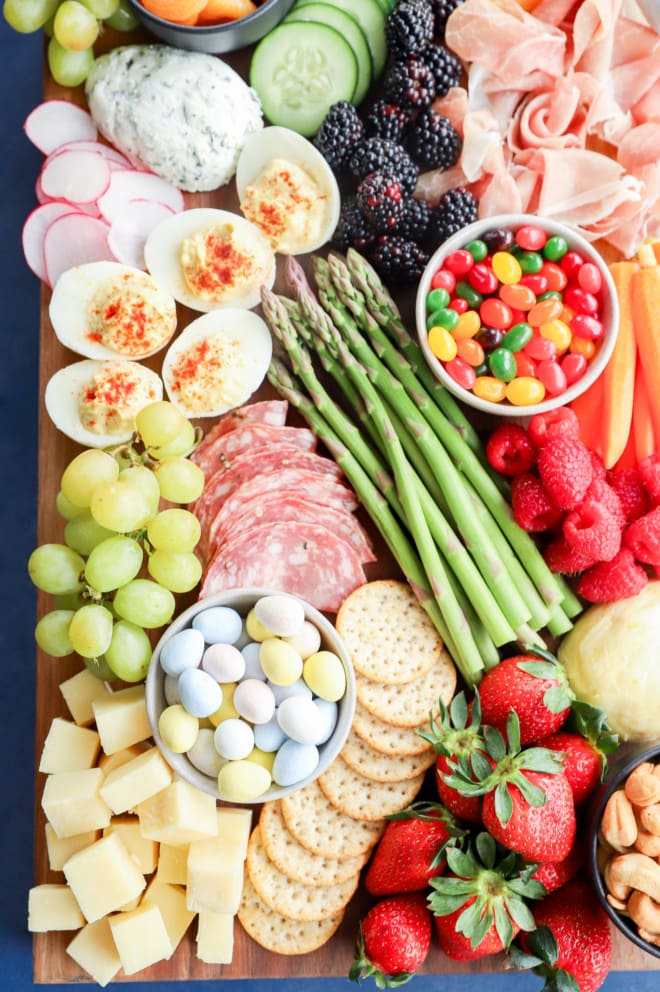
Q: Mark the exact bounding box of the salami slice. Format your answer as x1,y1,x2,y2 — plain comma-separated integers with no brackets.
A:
200,521,368,613
191,400,288,468
193,423,318,481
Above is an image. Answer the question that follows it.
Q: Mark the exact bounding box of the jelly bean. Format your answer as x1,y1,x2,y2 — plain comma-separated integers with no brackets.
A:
528,298,563,327
472,376,507,402
456,337,485,367
492,251,522,285
193,606,243,645
448,297,469,314
427,287,451,311
445,356,477,390
508,308,528,327
540,262,567,292
480,297,513,330
518,251,544,274
525,334,558,361
516,225,547,251
564,286,599,315
536,359,567,396
303,650,346,701
466,238,488,262
469,262,499,295
560,251,584,278
179,667,223,718
506,377,546,406
431,268,456,293
456,281,483,308
272,739,319,787
502,322,533,352
562,352,588,384
560,305,575,324
476,326,503,350
428,325,458,362
488,347,517,382
514,352,537,378
569,336,596,358
473,362,489,377
570,313,604,341
444,249,474,275
453,310,481,339
159,704,199,753
499,282,535,311
217,759,271,802
543,234,569,261
539,318,572,351
202,642,245,683
259,638,303,686
537,290,563,302
214,718,255,761
428,307,459,331
483,227,515,252
427,308,449,330
577,262,603,294
520,273,548,295
160,628,205,677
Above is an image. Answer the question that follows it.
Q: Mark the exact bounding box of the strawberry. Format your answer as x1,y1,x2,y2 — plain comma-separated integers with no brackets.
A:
364,802,464,896
349,893,431,987
531,839,582,895
542,702,619,806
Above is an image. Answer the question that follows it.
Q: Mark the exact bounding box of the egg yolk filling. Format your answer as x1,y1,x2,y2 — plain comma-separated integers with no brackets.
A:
240,158,328,254
167,335,246,414
87,273,177,358
179,223,271,304
79,363,160,436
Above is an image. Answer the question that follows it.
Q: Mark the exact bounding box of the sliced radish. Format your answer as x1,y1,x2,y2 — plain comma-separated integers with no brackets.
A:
44,214,113,289
35,174,51,205
107,199,175,270
22,202,79,283
41,149,111,206
48,139,132,169
24,100,97,156
97,170,184,223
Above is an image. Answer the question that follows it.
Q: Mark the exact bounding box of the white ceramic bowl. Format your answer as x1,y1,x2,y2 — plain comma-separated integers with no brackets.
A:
145,588,355,804
415,213,619,418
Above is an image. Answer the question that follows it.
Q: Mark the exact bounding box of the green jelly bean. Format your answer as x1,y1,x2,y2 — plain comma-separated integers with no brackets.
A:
502,322,533,352
473,362,489,377
455,281,483,308
426,287,450,311
518,251,544,274
537,290,563,301
488,347,518,382
543,235,569,261
427,307,459,331
465,239,488,262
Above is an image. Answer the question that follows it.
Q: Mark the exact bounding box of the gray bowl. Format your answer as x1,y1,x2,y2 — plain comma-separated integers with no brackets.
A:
126,0,296,54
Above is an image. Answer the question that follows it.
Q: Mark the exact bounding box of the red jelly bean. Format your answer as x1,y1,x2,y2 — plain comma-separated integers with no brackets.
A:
499,283,536,311
516,225,547,251
541,261,568,292
515,352,537,378
520,273,548,295
444,355,477,390
569,313,604,341
480,297,513,330
524,334,558,361
444,249,474,275
536,359,567,396
448,297,469,314
560,251,584,279
561,353,588,385
508,307,528,326
577,262,603,294
564,286,599,315
431,269,456,293
469,262,499,294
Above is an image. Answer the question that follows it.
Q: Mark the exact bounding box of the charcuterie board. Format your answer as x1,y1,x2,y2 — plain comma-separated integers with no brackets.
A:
30,21,660,987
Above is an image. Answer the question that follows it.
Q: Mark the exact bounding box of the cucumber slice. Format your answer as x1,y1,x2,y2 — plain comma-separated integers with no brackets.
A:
250,22,358,138
294,0,388,77
286,2,372,105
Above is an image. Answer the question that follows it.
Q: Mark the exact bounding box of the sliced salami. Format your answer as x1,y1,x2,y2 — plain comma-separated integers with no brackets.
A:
194,422,318,481
200,521,368,613
191,399,289,470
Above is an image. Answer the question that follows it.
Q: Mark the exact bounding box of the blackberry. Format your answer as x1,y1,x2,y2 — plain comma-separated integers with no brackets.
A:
368,235,430,285
405,108,462,170
383,57,437,110
395,197,431,242
416,44,463,97
385,0,434,59
365,100,412,143
313,101,365,171
426,187,478,248
333,196,376,252
348,138,419,197
430,0,465,37
356,172,406,232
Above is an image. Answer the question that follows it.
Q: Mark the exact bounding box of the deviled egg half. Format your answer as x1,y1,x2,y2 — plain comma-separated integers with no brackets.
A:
161,308,272,419
49,261,177,361
45,359,163,448
143,208,276,313
236,127,341,255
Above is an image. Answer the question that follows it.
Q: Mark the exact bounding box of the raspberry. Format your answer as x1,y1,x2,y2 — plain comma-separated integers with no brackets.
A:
637,453,660,503
486,423,536,477
537,437,593,511
528,407,580,448
584,477,626,530
609,467,649,523
543,536,597,574
577,549,648,603
511,473,563,532
562,498,622,562
589,450,607,481
623,506,660,564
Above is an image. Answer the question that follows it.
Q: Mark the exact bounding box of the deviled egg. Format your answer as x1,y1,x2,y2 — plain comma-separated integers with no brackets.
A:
161,308,272,419
45,359,163,447
143,208,276,313
236,127,341,255
49,261,177,361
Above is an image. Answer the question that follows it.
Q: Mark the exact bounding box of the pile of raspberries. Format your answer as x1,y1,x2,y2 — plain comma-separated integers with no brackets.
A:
485,407,660,603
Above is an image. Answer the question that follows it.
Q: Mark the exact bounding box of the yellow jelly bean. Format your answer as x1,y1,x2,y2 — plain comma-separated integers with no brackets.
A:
428,325,458,362
569,336,595,358
245,746,276,773
259,638,303,686
492,251,522,285
303,650,347,702
245,608,273,642
217,759,272,802
472,376,507,403
539,318,572,352
208,682,238,726
158,704,199,753
505,377,546,406
453,310,481,340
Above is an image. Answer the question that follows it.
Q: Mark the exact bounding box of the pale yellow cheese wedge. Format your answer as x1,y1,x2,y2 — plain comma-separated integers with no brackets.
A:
66,917,121,988
98,743,148,775
28,884,85,932
156,842,189,885
99,746,172,815
104,815,159,874
186,836,245,914
42,769,111,838
44,823,99,872
216,807,252,861
59,668,111,727
137,779,218,845
144,877,196,952
39,717,100,773
92,685,151,755
63,831,145,922
196,909,234,964
108,900,173,975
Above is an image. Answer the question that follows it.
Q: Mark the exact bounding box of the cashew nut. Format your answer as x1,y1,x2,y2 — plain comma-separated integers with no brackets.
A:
608,852,660,904
604,857,633,902
601,789,639,852
628,890,660,936
635,828,660,858
641,804,660,837
625,766,660,808
606,892,629,913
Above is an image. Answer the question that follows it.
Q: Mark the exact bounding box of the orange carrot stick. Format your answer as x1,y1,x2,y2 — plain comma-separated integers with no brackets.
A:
569,371,605,455
633,359,656,461
631,260,660,445
601,261,638,468
611,416,638,472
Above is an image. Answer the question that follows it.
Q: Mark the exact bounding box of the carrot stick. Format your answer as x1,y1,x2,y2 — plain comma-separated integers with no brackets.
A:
569,371,605,455
632,359,656,461
631,261,660,445
600,261,638,468
611,416,638,471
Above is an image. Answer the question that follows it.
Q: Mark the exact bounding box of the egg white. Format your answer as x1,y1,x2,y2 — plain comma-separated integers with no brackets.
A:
161,308,272,419
235,127,341,255
45,358,163,448
143,207,276,313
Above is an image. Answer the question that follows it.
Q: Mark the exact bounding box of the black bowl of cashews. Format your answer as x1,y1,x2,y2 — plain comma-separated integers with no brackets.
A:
589,738,660,959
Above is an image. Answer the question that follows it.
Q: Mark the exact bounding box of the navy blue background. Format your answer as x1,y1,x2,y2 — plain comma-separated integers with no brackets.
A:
0,18,656,991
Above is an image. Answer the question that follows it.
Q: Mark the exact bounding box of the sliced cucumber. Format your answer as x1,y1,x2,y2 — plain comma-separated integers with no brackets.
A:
250,22,358,137
286,2,372,105
294,0,388,78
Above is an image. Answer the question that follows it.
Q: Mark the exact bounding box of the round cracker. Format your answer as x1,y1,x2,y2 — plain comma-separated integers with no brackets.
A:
356,654,456,727
238,875,344,956
341,729,436,783
336,579,443,684
318,755,425,821
352,699,434,756
259,801,367,886
280,779,384,860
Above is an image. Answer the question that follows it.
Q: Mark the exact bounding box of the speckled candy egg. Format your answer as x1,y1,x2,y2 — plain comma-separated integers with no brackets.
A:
303,650,346,702
268,678,313,707
213,718,254,761
254,594,305,637
159,704,198,753
277,696,323,745
217,759,272,802
253,712,287,753
186,726,226,777
202,642,245,683
259,638,303,686
192,605,243,644
160,627,205,676
272,739,319,787
313,698,339,745
284,620,322,659
233,678,275,725
245,608,273,642
241,641,267,680
209,682,239,724
178,667,223,718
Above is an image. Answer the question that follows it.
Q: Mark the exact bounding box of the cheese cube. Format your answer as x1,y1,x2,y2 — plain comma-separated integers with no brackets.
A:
39,717,100,773
118,894,143,912
104,815,159,874
42,769,111,838
100,746,172,815
196,910,234,964
63,832,145,922
45,823,99,872
137,779,218,845
27,884,85,932
92,685,151,755
97,743,147,775
186,837,245,914
108,901,173,975
156,842,189,885
216,807,252,861
59,668,111,726
144,877,196,952
66,918,121,988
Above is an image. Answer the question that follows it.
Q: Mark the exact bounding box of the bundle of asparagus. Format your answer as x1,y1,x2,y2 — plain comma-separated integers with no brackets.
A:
262,248,582,686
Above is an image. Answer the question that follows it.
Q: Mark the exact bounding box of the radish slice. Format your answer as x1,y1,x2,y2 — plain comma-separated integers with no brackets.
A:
41,149,111,206
107,199,175,270
44,214,113,288
48,139,132,169
35,174,51,205
24,100,97,156
97,170,184,223
22,202,79,283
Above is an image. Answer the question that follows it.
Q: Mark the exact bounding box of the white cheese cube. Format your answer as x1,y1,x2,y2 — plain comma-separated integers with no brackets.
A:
27,884,85,932
144,877,196,952
59,668,111,726
100,746,172,814
63,831,145,922
66,918,121,988
137,779,218,845
92,685,151,755
97,743,147,775
216,807,252,861
156,842,189,885
108,901,173,975
39,717,100,773
41,769,111,838
104,815,159,874
186,837,245,914
196,909,234,964
45,823,99,872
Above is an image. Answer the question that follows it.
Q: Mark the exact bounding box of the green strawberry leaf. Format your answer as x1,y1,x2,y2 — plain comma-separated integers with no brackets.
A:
517,660,561,680
428,891,473,917
456,898,486,939
508,944,544,970
494,781,514,825
520,644,561,666
518,747,564,774
543,684,574,714
446,846,479,879
512,772,547,808
484,725,507,762
524,925,560,965
449,692,469,729
471,750,494,781
475,831,496,869
470,690,482,728
469,906,493,948
504,895,536,932
429,875,477,897
493,899,514,949
508,877,547,900
497,850,518,878
506,711,522,753
549,968,582,992
376,970,416,989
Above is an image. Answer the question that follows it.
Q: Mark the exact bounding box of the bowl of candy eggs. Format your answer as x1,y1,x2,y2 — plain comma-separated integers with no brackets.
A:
145,589,355,803
415,213,619,418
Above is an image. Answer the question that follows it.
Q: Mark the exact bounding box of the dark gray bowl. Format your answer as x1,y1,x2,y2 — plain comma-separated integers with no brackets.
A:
126,0,296,54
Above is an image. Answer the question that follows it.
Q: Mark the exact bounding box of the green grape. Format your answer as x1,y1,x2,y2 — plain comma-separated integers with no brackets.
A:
85,655,115,681
69,604,114,658
3,0,59,32
47,36,94,87
28,544,85,595
56,489,84,521
43,10,55,34
64,513,114,556
90,481,152,533
85,535,143,593
104,0,138,29
61,449,119,509
113,579,175,628
147,508,201,553
147,550,202,593
35,610,75,657
136,401,187,449
79,0,118,17
105,620,152,682
154,457,205,504
119,465,161,519
53,0,99,50
55,591,88,611
148,419,196,460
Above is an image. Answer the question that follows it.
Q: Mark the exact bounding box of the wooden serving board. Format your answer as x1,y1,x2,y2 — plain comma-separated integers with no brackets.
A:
31,27,660,984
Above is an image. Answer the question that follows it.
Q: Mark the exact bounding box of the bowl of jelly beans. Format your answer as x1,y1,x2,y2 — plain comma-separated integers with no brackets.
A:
416,214,619,416
145,588,355,804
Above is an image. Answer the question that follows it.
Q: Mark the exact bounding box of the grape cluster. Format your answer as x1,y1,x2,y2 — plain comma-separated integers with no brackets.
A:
2,0,138,87
29,401,205,684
